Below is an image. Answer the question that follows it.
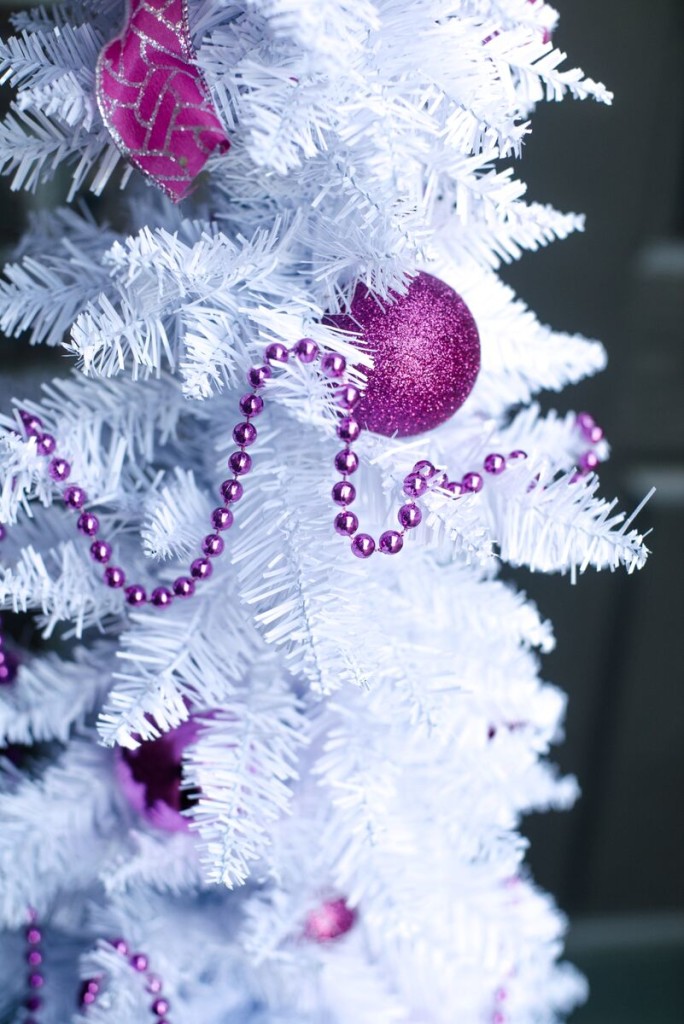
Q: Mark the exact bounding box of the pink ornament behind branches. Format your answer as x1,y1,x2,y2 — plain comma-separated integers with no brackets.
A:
96,0,230,201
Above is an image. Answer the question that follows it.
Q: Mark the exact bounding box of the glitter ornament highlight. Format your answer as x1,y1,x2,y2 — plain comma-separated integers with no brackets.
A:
305,898,357,942
325,272,481,438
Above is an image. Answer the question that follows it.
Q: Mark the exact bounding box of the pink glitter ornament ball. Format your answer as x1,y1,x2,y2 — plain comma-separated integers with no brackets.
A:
304,898,357,942
325,272,480,438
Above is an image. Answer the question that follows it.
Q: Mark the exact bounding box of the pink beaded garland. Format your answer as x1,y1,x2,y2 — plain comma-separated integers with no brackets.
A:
16,355,605,594
579,450,599,472
78,935,175,1019
77,512,99,536
20,410,42,436
239,393,264,417
90,540,112,564
220,479,244,503
233,421,257,446
336,384,361,409
228,451,252,475
211,507,234,530
414,460,437,479
337,415,361,443
190,557,212,580
398,503,422,529
202,534,225,557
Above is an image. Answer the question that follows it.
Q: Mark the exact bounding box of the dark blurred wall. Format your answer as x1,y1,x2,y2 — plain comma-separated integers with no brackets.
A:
501,0,684,924
503,4,684,1018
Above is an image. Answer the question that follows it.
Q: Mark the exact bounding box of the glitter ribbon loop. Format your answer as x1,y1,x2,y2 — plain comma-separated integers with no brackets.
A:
96,0,230,201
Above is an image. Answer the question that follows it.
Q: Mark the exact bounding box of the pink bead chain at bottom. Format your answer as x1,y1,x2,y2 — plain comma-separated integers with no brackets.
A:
21,908,45,1024
79,937,173,1022
18,900,354,1021
0,526,20,685
19,911,173,1023
15,351,607,590
0,614,19,687
490,985,509,1024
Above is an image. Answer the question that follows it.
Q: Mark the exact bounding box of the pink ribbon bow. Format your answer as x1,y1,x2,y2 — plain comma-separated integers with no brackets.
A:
96,0,230,201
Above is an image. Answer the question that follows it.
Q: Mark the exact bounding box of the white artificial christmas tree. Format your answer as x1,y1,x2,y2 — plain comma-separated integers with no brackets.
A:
0,2,650,1022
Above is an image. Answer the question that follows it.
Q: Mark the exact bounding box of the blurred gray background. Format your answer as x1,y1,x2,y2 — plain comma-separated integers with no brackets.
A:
0,1,682,1021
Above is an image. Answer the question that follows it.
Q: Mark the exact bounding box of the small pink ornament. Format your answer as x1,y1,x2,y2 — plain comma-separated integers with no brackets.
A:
0,648,19,686
96,0,230,201
115,718,201,832
325,273,480,437
304,898,357,942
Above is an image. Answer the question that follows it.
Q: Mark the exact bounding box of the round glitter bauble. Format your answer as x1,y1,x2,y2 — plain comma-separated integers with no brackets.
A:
0,648,19,686
304,898,357,943
325,272,480,438
115,718,202,833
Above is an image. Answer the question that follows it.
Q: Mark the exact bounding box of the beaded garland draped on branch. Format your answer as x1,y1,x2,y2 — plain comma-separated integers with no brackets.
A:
15,338,609,591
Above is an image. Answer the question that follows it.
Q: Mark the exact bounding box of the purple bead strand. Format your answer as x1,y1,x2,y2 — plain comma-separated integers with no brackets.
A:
77,937,174,1022
365,409,605,554
0,530,19,685
325,362,384,558
0,615,17,686
22,909,45,1023
18,389,608,570
573,412,604,479
19,396,257,607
